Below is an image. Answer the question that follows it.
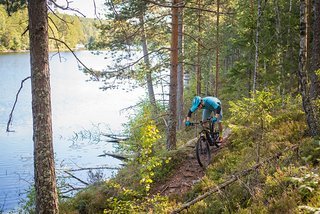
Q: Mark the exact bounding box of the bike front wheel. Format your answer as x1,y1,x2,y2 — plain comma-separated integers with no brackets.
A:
196,136,211,168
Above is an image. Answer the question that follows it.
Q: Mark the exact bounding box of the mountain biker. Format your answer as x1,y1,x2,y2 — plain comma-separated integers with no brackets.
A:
185,96,223,142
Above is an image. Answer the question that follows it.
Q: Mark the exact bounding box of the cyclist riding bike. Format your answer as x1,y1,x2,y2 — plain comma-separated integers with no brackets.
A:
185,96,223,143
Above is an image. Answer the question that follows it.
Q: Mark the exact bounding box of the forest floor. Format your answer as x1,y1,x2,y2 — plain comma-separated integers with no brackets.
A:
151,128,231,198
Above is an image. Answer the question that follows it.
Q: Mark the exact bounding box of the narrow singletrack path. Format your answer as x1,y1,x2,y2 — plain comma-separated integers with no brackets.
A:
151,128,231,197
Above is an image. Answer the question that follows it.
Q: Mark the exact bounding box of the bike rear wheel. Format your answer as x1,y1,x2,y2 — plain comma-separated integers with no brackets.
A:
196,136,211,168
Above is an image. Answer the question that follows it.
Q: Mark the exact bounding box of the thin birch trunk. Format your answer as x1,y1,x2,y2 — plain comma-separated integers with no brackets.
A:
196,0,201,95
298,0,319,137
140,15,157,110
253,0,262,95
215,0,220,97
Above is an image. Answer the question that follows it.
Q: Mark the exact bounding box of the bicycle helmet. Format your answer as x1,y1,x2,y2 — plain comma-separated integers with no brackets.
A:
190,96,202,112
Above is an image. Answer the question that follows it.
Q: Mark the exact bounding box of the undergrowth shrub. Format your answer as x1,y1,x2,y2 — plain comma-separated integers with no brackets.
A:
120,103,171,193
68,185,108,214
300,138,320,166
101,181,173,213
101,103,173,213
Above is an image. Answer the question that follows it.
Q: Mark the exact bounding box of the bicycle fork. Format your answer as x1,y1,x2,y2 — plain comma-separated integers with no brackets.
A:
205,131,220,147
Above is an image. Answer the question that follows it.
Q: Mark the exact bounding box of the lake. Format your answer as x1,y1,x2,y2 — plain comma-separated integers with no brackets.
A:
0,51,145,212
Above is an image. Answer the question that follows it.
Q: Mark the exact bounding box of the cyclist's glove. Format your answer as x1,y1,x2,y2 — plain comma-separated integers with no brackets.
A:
185,121,192,127
211,117,217,123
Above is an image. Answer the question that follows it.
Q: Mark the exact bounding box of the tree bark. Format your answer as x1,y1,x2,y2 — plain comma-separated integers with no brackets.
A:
28,0,59,213
140,14,157,110
196,0,201,95
253,0,262,95
167,0,179,150
286,0,296,93
274,0,285,97
299,0,319,137
309,0,320,135
177,3,184,129
310,0,320,99
215,0,220,97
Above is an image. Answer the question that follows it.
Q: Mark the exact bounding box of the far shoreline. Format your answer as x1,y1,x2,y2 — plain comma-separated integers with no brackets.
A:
0,48,89,54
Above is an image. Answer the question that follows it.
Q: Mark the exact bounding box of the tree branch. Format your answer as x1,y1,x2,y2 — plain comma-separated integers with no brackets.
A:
48,0,86,17
48,6,72,26
59,166,121,172
92,0,103,24
102,47,170,75
97,152,129,161
63,170,89,185
143,0,233,14
48,37,100,81
6,76,31,132
59,183,84,194
21,26,29,36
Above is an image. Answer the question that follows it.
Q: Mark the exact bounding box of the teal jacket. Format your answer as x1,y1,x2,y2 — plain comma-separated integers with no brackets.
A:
188,96,222,117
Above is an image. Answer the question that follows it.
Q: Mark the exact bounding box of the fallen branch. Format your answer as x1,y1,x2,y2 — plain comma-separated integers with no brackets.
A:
59,183,84,195
67,166,121,171
98,152,129,161
298,205,320,212
102,134,129,141
171,145,299,213
63,170,89,186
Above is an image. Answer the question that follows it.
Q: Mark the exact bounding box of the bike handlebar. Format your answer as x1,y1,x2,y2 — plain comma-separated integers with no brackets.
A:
189,118,214,126
190,117,215,125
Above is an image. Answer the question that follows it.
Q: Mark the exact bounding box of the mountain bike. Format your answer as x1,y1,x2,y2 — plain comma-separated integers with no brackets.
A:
191,118,220,168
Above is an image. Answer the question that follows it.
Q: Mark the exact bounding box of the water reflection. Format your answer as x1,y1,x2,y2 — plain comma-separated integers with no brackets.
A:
0,51,144,212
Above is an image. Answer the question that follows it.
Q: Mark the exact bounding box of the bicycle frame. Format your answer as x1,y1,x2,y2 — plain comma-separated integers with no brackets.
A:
194,119,220,147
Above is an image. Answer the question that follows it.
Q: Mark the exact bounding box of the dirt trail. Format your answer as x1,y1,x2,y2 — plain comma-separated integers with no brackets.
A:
152,145,205,196
152,128,231,197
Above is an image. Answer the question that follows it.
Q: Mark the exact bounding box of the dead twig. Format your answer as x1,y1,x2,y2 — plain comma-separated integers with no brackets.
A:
6,76,31,132
48,37,100,81
63,170,89,185
48,0,86,17
59,183,84,194
63,166,121,172
92,0,102,24
98,152,129,161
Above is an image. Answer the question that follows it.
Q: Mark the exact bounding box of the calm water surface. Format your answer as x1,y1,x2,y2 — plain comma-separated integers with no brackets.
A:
0,51,144,212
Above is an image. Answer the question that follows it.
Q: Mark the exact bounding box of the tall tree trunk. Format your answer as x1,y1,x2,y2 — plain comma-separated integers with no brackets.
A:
250,0,254,15
253,0,262,95
287,0,296,92
215,0,220,97
139,15,157,110
208,59,214,95
177,3,184,129
299,0,319,137
274,0,282,95
309,0,320,135
310,0,320,99
167,0,179,150
247,65,252,97
196,0,201,95
28,0,59,213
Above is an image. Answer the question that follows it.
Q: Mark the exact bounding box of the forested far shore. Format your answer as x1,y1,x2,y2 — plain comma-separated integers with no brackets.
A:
0,5,100,52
